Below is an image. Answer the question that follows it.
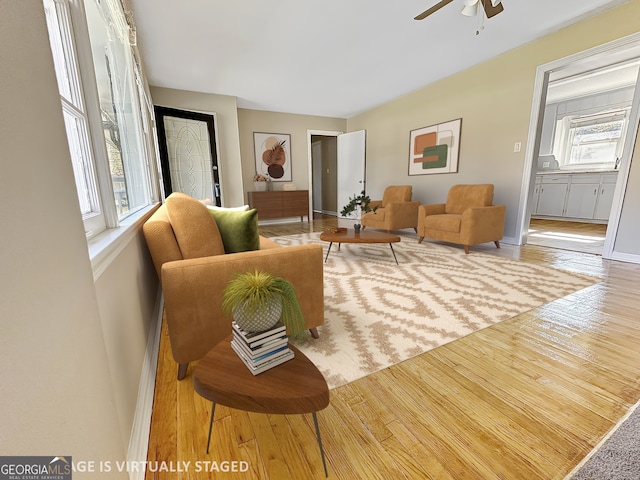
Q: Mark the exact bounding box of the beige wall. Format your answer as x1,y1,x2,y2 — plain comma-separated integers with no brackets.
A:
237,109,346,204
150,87,245,207
94,234,158,449
0,1,128,476
347,0,640,253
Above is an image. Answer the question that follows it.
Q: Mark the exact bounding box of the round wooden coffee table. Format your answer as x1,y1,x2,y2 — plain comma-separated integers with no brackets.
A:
319,229,401,264
194,335,330,476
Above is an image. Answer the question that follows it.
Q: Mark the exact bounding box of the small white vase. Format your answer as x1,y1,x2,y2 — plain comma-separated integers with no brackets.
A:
233,297,282,333
254,181,267,191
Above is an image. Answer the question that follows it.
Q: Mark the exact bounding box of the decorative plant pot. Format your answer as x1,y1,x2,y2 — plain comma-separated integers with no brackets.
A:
354,224,361,233
254,181,267,191
233,297,282,333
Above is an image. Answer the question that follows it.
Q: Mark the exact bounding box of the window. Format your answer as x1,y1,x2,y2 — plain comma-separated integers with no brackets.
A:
554,109,629,170
43,0,156,238
43,0,102,228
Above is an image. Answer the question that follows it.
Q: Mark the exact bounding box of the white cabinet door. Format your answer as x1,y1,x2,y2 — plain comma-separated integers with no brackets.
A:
532,184,540,214
594,182,617,220
536,182,568,217
565,183,599,219
532,178,542,214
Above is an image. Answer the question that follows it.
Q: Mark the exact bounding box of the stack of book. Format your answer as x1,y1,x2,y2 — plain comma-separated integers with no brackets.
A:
231,321,294,375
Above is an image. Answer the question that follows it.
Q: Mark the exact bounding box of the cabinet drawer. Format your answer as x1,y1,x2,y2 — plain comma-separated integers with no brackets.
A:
541,175,569,184
282,192,308,217
570,174,602,184
248,190,309,221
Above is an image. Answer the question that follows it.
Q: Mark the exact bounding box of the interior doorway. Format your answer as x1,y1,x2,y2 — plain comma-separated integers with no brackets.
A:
310,134,338,215
527,56,639,255
307,129,367,223
517,34,640,258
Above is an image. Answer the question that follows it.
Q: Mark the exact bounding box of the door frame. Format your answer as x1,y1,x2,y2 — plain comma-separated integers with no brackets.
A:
515,32,640,259
154,105,223,205
307,130,342,220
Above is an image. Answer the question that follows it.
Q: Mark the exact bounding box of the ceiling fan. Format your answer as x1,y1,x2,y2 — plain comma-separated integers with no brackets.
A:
414,0,504,21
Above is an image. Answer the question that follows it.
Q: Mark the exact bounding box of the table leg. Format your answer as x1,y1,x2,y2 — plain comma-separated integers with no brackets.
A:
312,412,328,478
324,242,333,263
389,243,399,265
206,402,216,454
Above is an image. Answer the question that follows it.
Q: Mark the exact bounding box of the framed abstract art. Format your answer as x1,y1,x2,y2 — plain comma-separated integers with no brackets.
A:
408,118,462,175
253,132,292,182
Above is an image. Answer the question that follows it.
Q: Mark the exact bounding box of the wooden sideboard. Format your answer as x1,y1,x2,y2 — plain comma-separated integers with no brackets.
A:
248,190,309,222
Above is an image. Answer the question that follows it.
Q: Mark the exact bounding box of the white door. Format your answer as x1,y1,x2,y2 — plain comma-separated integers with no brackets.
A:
337,130,366,218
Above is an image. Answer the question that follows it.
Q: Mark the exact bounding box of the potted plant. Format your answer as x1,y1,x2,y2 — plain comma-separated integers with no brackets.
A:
340,190,378,233
253,173,269,191
222,270,306,336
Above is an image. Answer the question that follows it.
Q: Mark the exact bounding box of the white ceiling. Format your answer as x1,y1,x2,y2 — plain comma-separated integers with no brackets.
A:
127,0,630,118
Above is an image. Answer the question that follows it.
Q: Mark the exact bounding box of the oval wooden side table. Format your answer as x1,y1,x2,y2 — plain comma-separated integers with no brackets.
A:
194,335,330,477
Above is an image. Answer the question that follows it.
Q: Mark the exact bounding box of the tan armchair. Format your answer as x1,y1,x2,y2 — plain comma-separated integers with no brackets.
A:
417,184,506,254
143,192,324,379
361,185,419,232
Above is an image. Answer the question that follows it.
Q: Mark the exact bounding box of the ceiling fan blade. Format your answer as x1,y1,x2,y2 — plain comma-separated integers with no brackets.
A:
480,0,504,18
414,0,455,20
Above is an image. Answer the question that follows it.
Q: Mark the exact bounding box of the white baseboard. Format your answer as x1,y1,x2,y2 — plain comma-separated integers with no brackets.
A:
609,251,640,264
127,288,164,480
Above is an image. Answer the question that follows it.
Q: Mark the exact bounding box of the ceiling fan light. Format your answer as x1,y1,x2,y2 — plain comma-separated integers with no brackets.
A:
461,3,478,16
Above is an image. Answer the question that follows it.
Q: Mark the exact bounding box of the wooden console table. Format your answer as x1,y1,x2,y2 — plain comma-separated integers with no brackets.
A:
248,190,309,222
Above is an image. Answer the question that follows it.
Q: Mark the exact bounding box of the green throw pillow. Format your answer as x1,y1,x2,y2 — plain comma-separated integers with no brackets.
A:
208,208,260,253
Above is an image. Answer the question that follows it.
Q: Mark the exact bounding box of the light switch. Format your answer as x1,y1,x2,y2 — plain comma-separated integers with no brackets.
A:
514,142,522,153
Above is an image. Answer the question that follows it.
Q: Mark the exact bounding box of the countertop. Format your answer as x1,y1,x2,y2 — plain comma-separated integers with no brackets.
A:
536,169,619,175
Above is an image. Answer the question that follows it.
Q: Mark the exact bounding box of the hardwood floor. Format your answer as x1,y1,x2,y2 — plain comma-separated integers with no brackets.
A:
527,218,607,255
145,214,640,479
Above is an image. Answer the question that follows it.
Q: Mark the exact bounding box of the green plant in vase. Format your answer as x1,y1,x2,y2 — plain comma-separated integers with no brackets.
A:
222,270,306,337
340,190,378,233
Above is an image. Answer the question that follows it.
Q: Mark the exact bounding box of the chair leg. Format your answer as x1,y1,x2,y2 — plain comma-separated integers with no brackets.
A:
418,236,424,243
309,327,320,339
464,245,470,254
494,240,501,249
414,227,418,233
177,363,189,380
361,225,366,230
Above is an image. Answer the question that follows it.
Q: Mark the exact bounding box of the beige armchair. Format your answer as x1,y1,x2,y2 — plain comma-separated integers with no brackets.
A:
143,192,324,379
361,185,419,232
417,184,506,254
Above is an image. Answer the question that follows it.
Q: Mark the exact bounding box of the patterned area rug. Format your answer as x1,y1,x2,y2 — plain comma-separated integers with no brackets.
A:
272,232,598,389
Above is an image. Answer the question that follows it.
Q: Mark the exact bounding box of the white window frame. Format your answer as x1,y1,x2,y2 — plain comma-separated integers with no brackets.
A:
553,107,631,171
43,0,158,242
44,0,108,236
